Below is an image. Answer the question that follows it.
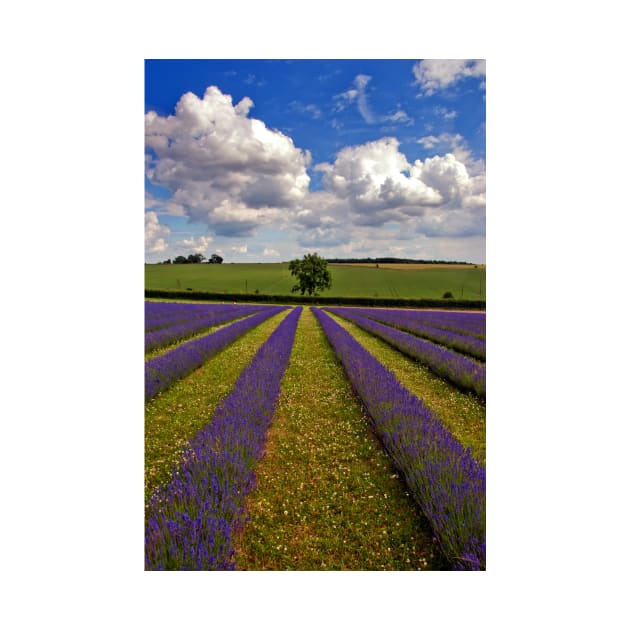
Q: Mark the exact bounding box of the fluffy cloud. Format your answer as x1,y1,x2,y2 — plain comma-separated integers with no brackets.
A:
145,86,311,237
315,137,485,236
417,133,467,150
145,211,170,253
177,235,214,254
145,191,186,217
292,192,351,248
145,82,485,262
410,153,471,204
413,59,486,95
417,133,485,176
318,138,442,217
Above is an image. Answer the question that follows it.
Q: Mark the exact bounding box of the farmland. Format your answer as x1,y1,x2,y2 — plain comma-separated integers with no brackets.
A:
145,262,486,300
145,299,486,570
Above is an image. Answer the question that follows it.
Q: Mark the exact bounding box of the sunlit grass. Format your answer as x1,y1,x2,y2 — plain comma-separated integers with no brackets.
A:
145,262,486,300
144,310,289,504
327,311,486,465
234,307,449,570
145,314,253,360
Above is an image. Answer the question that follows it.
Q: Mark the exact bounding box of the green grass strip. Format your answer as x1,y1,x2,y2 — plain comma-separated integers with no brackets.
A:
327,311,486,465
144,312,257,360
144,309,290,504
234,307,449,570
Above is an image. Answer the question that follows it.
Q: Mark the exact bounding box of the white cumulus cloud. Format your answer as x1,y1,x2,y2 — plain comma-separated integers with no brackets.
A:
413,59,486,96
293,196,350,248
319,138,442,218
145,86,311,237
316,137,485,237
145,211,170,253
145,191,186,217
177,235,214,254
417,133,485,176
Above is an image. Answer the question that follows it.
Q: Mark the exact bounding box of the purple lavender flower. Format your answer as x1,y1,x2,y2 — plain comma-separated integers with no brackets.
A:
145,304,270,353
392,309,486,339
325,307,485,399
145,301,235,331
312,307,485,570
336,307,485,361
145,307,301,570
145,306,287,400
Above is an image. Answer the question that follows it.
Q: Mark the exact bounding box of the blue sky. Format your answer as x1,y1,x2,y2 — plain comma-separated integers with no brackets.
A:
145,59,486,263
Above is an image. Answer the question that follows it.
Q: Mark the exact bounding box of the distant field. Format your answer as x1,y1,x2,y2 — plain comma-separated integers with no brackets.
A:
332,263,485,270
145,263,486,300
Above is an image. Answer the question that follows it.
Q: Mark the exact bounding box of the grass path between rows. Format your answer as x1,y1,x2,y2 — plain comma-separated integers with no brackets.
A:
144,310,270,360
144,309,290,504
327,310,486,465
234,307,449,570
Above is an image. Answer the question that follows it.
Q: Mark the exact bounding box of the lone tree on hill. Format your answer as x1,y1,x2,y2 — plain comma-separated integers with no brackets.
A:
288,252,332,296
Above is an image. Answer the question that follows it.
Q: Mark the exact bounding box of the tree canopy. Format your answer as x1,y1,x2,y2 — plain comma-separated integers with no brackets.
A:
161,253,223,264
288,252,332,296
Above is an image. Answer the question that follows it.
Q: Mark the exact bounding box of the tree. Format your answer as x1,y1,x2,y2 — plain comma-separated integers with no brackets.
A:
288,252,332,296
208,253,224,264
187,253,206,264
173,255,188,264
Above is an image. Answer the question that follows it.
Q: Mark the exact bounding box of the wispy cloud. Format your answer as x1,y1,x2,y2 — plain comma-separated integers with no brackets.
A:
434,105,458,120
383,109,413,125
290,100,322,119
334,74,375,123
335,77,413,127
317,69,342,82
244,73,266,87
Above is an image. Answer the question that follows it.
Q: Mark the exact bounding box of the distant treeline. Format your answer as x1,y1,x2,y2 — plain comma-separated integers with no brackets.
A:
159,254,224,265
326,257,472,265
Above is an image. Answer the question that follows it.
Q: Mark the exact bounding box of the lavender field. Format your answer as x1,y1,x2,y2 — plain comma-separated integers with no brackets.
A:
145,300,486,570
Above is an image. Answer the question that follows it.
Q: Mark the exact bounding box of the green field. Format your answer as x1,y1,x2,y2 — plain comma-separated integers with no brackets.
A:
145,263,486,300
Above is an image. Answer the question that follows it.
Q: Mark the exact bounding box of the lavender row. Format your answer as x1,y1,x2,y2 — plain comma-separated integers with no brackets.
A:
312,308,485,570
326,308,485,399
144,300,225,330
398,309,486,339
145,304,268,353
145,307,302,570
334,307,485,361
145,306,287,400
145,301,229,330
